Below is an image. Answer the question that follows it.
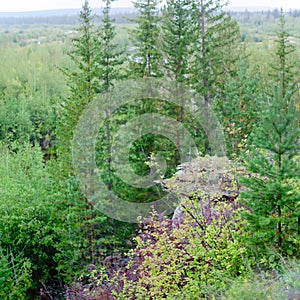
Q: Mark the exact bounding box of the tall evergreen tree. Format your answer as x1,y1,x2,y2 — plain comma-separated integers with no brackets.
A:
239,12,300,257
94,0,137,256
214,58,264,157
160,0,192,82
159,0,195,161
55,0,103,266
190,0,241,103
124,0,163,186
97,0,124,191
57,0,100,173
57,1,136,267
188,0,241,153
57,0,129,267
269,9,298,97
129,0,162,78
98,0,124,92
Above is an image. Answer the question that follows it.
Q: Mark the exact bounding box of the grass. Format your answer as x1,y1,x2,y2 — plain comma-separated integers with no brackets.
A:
224,259,300,300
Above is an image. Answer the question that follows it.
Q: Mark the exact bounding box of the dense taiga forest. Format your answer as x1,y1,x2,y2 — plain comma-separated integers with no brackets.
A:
0,0,299,299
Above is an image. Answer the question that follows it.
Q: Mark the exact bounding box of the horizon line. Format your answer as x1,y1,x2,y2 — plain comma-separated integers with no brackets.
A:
0,5,298,14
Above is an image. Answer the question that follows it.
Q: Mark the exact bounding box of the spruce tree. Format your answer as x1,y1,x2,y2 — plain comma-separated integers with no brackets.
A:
95,0,138,252
269,9,298,97
129,0,162,78
189,0,240,99
57,0,127,266
239,12,300,257
189,0,241,153
54,0,101,267
124,0,163,184
159,0,195,162
98,0,124,92
214,59,264,157
160,0,192,82
57,0,100,173
97,0,124,191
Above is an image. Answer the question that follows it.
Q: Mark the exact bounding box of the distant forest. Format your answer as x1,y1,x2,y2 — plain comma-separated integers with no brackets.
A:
1,7,300,25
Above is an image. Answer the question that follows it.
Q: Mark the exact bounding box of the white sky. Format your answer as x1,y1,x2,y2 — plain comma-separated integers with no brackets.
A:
0,0,299,12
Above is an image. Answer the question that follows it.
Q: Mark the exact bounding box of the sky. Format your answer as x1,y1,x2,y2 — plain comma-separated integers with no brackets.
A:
0,0,299,12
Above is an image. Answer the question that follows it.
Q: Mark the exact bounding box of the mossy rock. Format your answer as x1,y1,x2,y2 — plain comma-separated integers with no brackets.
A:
161,155,244,200
158,155,246,226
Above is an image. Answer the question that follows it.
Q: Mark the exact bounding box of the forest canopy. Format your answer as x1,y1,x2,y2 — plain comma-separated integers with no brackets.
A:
0,1,299,299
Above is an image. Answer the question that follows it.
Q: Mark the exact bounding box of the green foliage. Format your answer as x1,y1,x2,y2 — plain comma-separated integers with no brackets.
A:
0,98,33,145
0,42,67,101
129,0,162,78
239,87,300,257
160,0,192,82
57,0,100,175
238,13,300,258
1,3,300,298
0,248,32,300
0,96,57,152
0,144,63,296
0,143,129,296
95,0,126,191
95,95,205,204
214,58,264,157
233,10,300,42
55,0,138,275
184,0,242,154
98,0,125,91
224,258,300,300
189,0,241,102
269,9,298,96
118,201,247,299
0,42,64,152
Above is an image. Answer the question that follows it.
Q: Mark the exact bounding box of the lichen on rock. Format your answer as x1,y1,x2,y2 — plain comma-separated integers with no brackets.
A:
159,155,245,226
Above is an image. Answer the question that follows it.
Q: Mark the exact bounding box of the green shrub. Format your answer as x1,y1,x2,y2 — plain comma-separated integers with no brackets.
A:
224,259,300,300
0,247,32,300
118,201,248,299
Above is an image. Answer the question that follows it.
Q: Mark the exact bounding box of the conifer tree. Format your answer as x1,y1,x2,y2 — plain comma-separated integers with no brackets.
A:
129,0,162,78
159,0,194,161
190,0,241,103
98,0,124,92
160,0,192,82
57,0,125,267
239,12,300,257
97,0,124,191
57,0,100,173
189,0,241,153
94,0,137,254
269,9,298,97
214,59,264,157
124,0,163,183
55,0,103,266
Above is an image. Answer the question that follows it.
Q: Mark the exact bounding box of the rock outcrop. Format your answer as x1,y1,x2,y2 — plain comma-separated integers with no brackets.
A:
159,156,246,226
